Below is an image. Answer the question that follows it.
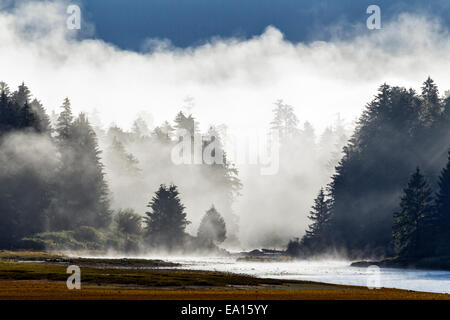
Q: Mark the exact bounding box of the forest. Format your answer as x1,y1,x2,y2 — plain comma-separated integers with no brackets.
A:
0,78,449,263
289,78,450,262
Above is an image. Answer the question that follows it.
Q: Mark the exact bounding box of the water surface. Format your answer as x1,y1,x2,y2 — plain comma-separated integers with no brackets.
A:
152,256,450,294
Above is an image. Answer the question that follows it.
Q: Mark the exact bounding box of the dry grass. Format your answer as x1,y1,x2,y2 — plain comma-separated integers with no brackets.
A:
0,280,449,300
0,250,449,300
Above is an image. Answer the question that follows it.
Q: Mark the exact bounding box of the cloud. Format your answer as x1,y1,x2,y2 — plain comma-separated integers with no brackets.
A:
1,1,450,135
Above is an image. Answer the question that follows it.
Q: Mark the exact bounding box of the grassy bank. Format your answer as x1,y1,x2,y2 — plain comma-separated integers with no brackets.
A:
0,251,449,300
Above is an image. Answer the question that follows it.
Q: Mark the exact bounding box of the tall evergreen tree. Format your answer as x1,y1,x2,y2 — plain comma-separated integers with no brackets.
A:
0,82,10,96
174,111,197,136
153,121,174,143
70,113,112,228
115,209,142,236
50,112,111,230
315,80,448,258
30,99,52,134
392,168,434,258
11,82,31,107
435,150,450,255
131,116,150,138
420,77,441,126
304,189,331,239
270,99,299,140
56,98,73,142
144,184,190,249
197,205,227,244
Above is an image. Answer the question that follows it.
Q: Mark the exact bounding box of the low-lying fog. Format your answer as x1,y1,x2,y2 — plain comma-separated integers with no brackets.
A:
71,252,450,294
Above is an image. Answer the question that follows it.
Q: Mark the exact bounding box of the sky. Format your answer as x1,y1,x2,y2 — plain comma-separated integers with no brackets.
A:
81,0,450,50
1,0,450,135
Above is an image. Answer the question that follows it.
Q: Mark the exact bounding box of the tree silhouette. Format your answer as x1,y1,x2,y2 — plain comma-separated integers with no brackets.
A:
270,99,299,141
197,205,227,244
435,150,450,255
392,168,434,258
144,184,190,249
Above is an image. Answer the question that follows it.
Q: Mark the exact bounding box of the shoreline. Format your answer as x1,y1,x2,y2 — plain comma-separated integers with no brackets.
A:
351,255,450,272
1,279,449,300
0,250,449,299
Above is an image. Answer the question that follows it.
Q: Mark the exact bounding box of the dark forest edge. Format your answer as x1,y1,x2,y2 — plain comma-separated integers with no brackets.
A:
0,80,239,255
287,78,450,271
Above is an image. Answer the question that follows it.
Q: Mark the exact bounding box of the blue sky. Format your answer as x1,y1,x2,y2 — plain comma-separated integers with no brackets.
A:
79,0,450,50
2,0,450,139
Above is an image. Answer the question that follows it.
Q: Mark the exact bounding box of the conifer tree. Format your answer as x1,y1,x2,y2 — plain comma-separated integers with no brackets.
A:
174,111,197,136
197,205,227,244
106,137,141,176
70,113,112,228
50,112,112,230
19,101,37,129
153,121,174,143
392,168,434,258
56,98,74,142
11,82,31,107
303,188,331,241
270,99,299,140
30,99,52,134
435,150,450,255
0,82,10,96
421,77,441,126
144,184,190,249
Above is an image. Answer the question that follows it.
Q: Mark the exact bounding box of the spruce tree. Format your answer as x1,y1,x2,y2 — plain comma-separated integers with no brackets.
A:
0,90,11,133
0,81,10,96
51,112,112,230
421,77,441,126
303,188,331,242
153,121,174,143
70,113,112,228
435,150,450,255
30,99,52,134
19,101,37,129
197,205,227,244
106,137,141,176
392,168,434,258
115,209,142,235
174,111,197,136
144,184,190,249
270,99,299,140
56,98,73,142
11,82,31,107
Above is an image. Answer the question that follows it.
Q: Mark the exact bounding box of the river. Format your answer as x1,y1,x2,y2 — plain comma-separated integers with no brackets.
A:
146,256,450,294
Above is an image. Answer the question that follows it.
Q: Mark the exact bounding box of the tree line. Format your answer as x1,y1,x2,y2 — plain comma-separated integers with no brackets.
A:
289,78,450,260
0,81,231,252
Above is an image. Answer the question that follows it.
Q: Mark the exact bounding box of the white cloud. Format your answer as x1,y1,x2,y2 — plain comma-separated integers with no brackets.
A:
1,1,450,136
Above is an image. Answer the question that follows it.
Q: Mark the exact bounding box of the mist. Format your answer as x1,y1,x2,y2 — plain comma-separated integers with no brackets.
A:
2,0,450,251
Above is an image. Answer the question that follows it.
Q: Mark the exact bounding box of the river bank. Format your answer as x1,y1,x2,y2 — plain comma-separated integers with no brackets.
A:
351,256,450,271
0,250,449,299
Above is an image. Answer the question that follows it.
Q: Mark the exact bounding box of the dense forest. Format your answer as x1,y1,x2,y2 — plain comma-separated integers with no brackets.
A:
2,78,448,261
0,81,241,253
289,78,450,261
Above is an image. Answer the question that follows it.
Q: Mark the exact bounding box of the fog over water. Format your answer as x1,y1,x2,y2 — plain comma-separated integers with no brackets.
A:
74,253,450,294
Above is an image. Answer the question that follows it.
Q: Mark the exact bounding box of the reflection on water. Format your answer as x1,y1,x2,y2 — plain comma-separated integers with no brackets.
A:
79,253,450,294
151,256,450,294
